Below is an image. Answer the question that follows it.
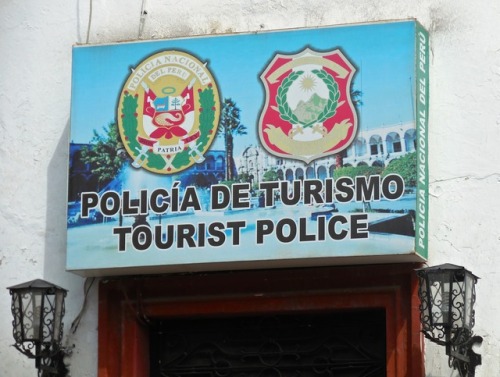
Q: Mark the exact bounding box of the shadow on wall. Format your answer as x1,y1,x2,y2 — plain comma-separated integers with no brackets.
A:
44,119,101,374
44,119,87,296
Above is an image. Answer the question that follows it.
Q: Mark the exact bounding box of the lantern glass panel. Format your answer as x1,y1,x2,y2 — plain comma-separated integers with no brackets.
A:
52,290,65,343
429,272,452,327
12,292,22,343
20,290,43,342
463,272,475,330
452,281,464,329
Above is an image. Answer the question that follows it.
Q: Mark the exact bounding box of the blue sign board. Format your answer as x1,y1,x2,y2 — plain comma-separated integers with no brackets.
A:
68,20,429,276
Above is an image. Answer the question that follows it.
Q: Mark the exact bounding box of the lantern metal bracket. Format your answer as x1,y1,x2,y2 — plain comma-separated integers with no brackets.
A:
448,334,483,377
35,346,69,377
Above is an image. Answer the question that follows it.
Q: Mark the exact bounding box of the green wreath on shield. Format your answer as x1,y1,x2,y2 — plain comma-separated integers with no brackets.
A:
276,69,340,129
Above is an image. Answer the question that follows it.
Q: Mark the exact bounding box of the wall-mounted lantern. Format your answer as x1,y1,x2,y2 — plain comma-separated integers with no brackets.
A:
416,264,483,377
7,279,68,376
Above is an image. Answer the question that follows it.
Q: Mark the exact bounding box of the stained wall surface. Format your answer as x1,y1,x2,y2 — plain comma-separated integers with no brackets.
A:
1,1,499,376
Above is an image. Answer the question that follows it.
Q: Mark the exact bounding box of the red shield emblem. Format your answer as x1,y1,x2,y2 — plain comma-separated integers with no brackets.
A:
258,48,358,163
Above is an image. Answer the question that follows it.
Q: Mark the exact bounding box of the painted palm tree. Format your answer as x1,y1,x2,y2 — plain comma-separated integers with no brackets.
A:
218,98,247,181
335,88,363,169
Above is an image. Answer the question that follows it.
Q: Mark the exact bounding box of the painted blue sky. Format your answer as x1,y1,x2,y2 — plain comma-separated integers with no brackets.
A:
71,20,417,156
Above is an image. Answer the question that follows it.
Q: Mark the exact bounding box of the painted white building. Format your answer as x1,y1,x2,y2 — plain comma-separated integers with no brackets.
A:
1,1,499,377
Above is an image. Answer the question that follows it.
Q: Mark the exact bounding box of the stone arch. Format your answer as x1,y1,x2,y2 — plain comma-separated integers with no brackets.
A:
295,167,304,181
205,155,216,170
215,155,225,170
305,166,315,179
317,165,328,180
329,165,336,178
385,132,402,154
369,134,384,156
354,137,367,157
404,129,416,153
276,169,284,180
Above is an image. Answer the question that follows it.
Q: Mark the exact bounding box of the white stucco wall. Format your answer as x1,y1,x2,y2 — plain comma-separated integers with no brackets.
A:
1,1,499,376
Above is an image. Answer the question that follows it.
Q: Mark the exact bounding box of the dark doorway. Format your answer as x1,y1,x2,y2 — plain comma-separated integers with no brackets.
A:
150,309,386,377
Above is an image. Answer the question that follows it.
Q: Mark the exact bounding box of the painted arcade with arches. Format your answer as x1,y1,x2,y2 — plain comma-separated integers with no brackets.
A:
67,122,416,204
237,122,416,184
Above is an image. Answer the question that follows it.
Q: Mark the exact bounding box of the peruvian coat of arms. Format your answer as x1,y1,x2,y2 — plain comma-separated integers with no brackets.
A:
117,50,220,174
258,48,358,164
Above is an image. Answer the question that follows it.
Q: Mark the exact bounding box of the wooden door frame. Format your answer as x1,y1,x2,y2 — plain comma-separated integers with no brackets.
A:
98,263,424,377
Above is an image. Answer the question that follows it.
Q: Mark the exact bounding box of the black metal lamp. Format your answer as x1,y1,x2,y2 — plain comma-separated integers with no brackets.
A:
416,264,483,377
7,279,68,376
